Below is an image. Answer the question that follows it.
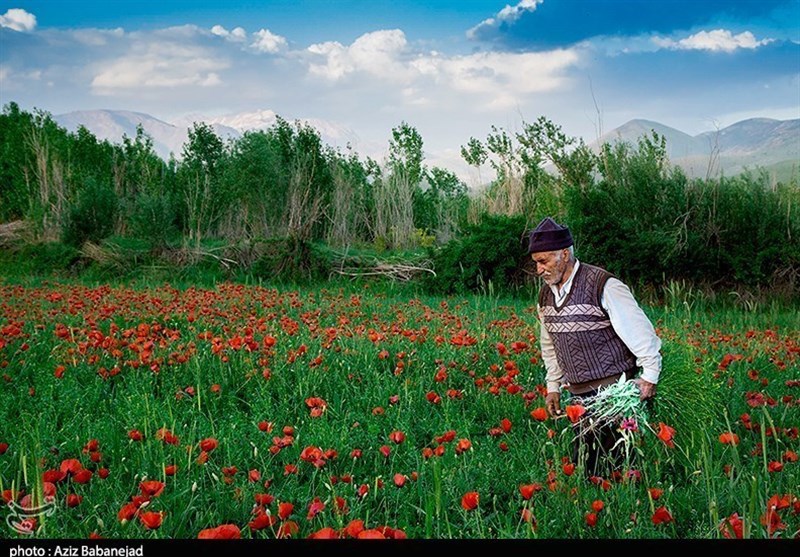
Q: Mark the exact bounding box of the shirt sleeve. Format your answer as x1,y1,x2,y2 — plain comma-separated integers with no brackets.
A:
601,278,662,384
538,306,564,393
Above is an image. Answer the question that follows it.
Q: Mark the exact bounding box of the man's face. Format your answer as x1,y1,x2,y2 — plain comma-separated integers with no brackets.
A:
531,249,569,286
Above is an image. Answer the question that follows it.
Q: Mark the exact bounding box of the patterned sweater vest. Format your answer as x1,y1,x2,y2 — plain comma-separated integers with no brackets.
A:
539,263,636,385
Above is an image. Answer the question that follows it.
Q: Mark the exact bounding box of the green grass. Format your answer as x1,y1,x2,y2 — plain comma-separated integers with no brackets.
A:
0,277,797,539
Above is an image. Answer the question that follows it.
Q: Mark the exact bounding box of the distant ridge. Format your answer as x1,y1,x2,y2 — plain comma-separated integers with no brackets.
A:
594,117,799,180
54,109,363,161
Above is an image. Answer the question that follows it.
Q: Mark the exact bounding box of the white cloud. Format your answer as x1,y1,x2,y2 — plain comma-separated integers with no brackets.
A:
211,24,247,42
467,0,542,40
71,28,125,46
251,28,288,53
653,29,773,53
91,42,229,92
0,8,36,32
307,29,410,81
305,29,579,109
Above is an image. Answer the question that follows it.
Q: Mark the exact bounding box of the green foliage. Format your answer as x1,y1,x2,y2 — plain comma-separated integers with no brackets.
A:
0,241,81,276
61,179,119,247
127,193,177,249
426,214,528,295
251,238,332,284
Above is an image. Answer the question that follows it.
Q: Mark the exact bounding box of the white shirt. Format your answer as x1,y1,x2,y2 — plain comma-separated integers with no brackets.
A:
539,261,662,394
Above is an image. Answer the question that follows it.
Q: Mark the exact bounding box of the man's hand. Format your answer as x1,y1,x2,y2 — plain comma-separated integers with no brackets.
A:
633,378,657,401
545,391,562,418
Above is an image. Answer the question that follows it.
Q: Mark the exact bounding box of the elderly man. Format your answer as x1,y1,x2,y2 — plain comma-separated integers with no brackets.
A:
528,216,662,477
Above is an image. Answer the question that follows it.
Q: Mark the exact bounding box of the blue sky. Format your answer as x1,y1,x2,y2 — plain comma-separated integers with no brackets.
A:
1,0,798,177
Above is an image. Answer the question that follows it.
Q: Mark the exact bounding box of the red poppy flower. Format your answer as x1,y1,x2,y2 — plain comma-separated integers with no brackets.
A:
307,497,325,520
656,423,676,448
389,431,405,444
249,509,277,531
0,442,7,455
97,468,110,479
197,524,241,539
648,488,664,500
565,405,586,424
278,502,294,520
393,473,407,488
351,448,362,459
164,465,177,476
760,508,785,536
140,480,165,498
128,430,143,442
455,439,472,455
139,511,163,529
585,512,598,527
356,529,386,539
254,493,274,506
562,463,575,476
344,519,365,538
718,432,740,445
66,494,82,508
530,407,548,421
60,459,83,476
379,526,407,540
592,500,605,512
357,484,370,498
461,491,479,511
258,421,274,433
277,520,299,538
436,430,457,444
426,391,442,404
83,439,99,453
196,451,209,465
199,438,218,452
783,450,798,462
379,445,391,458
500,418,512,432
42,469,67,483
720,513,744,539
118,503,138,523
651,506,674,525
248,469,261,482
768,461,784,473
155,428,178,445
305,397,327,417
72,469,93,484
308,527,339,539
519,483,542,500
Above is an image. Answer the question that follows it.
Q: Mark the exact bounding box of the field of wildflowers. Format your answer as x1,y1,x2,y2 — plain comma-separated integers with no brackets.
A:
0,281,797,539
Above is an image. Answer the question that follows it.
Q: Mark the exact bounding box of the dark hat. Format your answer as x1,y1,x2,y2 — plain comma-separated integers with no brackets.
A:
527,217,573,253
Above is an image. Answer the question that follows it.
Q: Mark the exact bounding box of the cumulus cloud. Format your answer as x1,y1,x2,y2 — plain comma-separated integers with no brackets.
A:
467,0,542,40
305,28,579,108
653,29,773,52
251,28,288,53
0,8,36,32
306,29,416,82
91,42,228,92
211,24,247,42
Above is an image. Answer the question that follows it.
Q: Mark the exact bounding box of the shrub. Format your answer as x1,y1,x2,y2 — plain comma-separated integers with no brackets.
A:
251,238,332,284
425,214,528,295
128,193,177,250
61,179,119,247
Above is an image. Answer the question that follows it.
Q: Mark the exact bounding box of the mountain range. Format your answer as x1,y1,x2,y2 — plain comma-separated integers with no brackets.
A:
53,109,799,182
593,118,799,181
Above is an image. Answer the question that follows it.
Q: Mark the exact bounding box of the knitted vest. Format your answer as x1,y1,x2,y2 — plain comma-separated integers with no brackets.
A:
538,263,636,385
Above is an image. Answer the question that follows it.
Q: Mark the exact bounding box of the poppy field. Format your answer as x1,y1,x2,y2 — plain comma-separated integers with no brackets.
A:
0,280,798,539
